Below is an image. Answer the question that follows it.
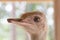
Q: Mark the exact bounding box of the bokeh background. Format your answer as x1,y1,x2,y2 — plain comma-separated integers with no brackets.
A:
0,1,54,40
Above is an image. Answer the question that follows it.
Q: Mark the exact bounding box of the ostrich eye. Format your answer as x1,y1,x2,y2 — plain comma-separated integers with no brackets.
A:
34,16,40,22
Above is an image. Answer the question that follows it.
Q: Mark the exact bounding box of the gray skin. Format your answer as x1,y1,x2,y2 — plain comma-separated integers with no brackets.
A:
7,11,48,40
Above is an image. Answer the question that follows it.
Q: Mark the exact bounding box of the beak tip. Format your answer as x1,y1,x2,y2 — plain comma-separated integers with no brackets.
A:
7,19,12,23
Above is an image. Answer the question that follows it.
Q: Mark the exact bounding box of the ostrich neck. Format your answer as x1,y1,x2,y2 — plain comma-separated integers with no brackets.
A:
31,34,40,40
30,33,46,40
30,30,47,40
26,26,47,40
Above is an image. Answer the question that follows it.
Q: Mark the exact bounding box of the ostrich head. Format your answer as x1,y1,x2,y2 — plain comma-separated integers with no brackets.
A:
7,11,47,40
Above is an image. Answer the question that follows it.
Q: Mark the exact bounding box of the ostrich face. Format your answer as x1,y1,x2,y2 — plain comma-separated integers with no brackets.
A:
7,11,46,34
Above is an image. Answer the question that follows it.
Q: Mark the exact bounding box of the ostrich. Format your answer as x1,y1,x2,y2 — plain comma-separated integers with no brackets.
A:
7,11,48,40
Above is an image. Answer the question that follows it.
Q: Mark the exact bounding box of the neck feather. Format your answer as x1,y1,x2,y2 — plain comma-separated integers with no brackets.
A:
26,31,47,40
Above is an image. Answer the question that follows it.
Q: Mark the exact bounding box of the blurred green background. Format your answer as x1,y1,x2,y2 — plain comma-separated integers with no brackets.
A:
0,2,54,40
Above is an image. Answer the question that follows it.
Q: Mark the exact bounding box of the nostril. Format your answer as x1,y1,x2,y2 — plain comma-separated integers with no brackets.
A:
16,19,22,22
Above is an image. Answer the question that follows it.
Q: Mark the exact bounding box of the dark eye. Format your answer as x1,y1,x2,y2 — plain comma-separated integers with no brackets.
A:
33,16,40,22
